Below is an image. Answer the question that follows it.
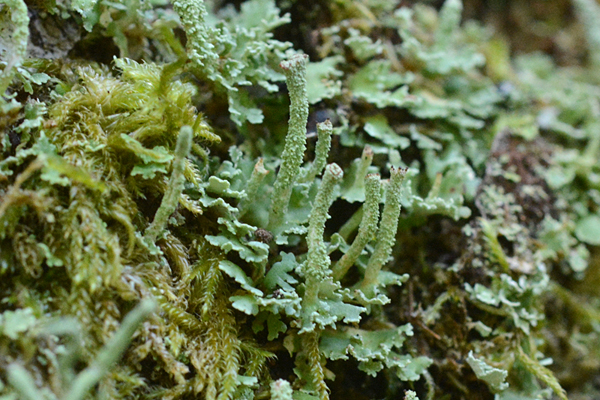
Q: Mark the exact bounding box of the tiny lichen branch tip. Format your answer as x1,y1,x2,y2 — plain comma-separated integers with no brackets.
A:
279,53,309,72
363,144,374,157
333,173,382,280
360,145,374,169
305,119,333,182
270,379,293,400
361,167,407,296
6,364,44,400
239,158,269,217
354,145,374,190
268,53,309,231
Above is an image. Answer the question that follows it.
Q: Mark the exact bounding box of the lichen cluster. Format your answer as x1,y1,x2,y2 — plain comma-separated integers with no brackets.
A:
1,0,600,399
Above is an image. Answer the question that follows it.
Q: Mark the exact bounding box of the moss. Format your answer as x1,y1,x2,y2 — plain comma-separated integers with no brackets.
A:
1,0,600,399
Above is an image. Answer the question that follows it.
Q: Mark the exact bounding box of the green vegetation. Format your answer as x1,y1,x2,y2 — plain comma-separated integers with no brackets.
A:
1,0,600,399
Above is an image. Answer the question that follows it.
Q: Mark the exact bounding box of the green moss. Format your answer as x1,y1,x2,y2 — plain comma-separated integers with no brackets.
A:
1,0,600,399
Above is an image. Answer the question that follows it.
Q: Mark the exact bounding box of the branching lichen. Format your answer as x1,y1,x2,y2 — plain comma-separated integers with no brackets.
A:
300,163,344,332
361,167,407,297
2,0,600,399
332,173,381,280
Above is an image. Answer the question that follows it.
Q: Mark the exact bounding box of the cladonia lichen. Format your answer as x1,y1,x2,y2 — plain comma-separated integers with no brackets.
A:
1,0,599,399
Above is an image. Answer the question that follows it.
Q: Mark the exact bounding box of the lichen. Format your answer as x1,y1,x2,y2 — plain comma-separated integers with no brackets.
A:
1,0,600,399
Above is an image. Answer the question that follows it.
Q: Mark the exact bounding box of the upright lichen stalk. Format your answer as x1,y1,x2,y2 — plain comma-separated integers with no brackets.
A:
572,0,600,68
63,300,156,400
332,173,382,280
361,167,407,297
6,300,156,400
304,120,333,183
238,158,269,218
170,0,217,76
268,54,309,231
299,163,343,400
353,146,374,198
303,163,344,289
0,0,29,97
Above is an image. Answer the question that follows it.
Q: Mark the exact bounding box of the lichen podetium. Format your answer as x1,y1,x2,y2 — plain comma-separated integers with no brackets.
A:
1,0,600,399
268,53,309,232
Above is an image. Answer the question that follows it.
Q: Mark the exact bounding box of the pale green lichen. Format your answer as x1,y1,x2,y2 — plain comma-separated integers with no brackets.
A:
64,299,156,400
171,0,292,125
304,119,333,183
361,167,407,297
333,173,381,280
466,351,509,393
270,379,293,400
300,163,345,334
572,0,600,68
238,158,269,218
0,0,29,98
170,0,214,73
268,54,309,232
6,299,155,400
2,0,600,399
341,145,374,203
304,163,343,281
5,364,42,400
404,390,420,400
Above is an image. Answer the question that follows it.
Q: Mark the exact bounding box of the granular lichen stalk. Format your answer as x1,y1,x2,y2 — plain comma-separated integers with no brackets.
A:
170,0,217,78
304,163,344,282
239,158,269,218
6,364,42,400
333,173,381,281
3,0,599,398
353,146,374,199
300,162,344,332
361,167,407,297
268,54,309,231
0,0,29,97
305,119,333,182
64,299,156,400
